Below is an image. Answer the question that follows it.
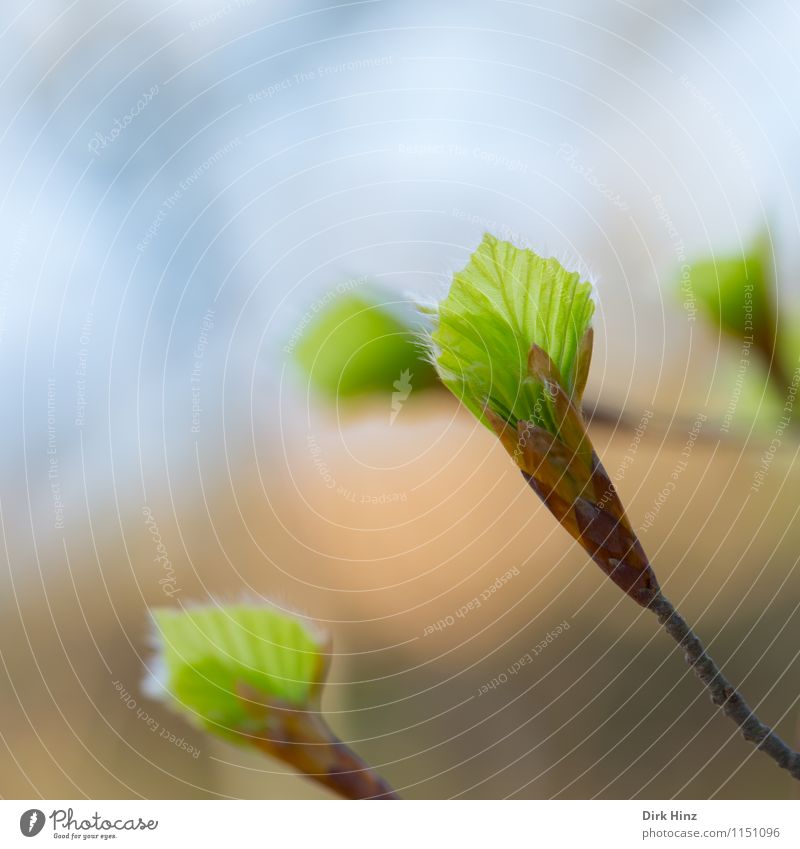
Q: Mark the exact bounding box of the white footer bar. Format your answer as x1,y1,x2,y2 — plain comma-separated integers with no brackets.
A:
1,799,797,847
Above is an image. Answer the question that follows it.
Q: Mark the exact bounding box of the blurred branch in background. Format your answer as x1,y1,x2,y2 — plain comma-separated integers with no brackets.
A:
684,231,800,414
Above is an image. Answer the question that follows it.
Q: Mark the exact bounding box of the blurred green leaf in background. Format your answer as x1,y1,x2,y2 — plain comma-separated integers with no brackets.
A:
683,232,793,385
293,283,439,402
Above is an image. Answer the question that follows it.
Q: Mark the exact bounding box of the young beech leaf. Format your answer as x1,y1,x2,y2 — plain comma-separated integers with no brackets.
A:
425,234,659,607
430,233,594,433
294,284,438,400
147,604,329,738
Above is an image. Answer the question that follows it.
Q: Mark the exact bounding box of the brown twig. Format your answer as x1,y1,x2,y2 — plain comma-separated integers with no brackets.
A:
249,714,399,800
648,593,800,780
523,454,800,781
238,684,399,799
495,339,798,783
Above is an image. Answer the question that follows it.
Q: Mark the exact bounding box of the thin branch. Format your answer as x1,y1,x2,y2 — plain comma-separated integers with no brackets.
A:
648,593,800,781
250,727,400,800
238,685,399,799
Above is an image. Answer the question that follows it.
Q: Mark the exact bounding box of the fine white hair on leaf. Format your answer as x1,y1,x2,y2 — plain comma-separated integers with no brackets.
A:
405,280,445,368
411,323,442,374
549,246,599,304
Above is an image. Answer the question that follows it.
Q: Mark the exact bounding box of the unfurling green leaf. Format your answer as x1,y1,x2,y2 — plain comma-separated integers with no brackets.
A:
147,604,328,738
430,233,594,435
424,234,659,607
